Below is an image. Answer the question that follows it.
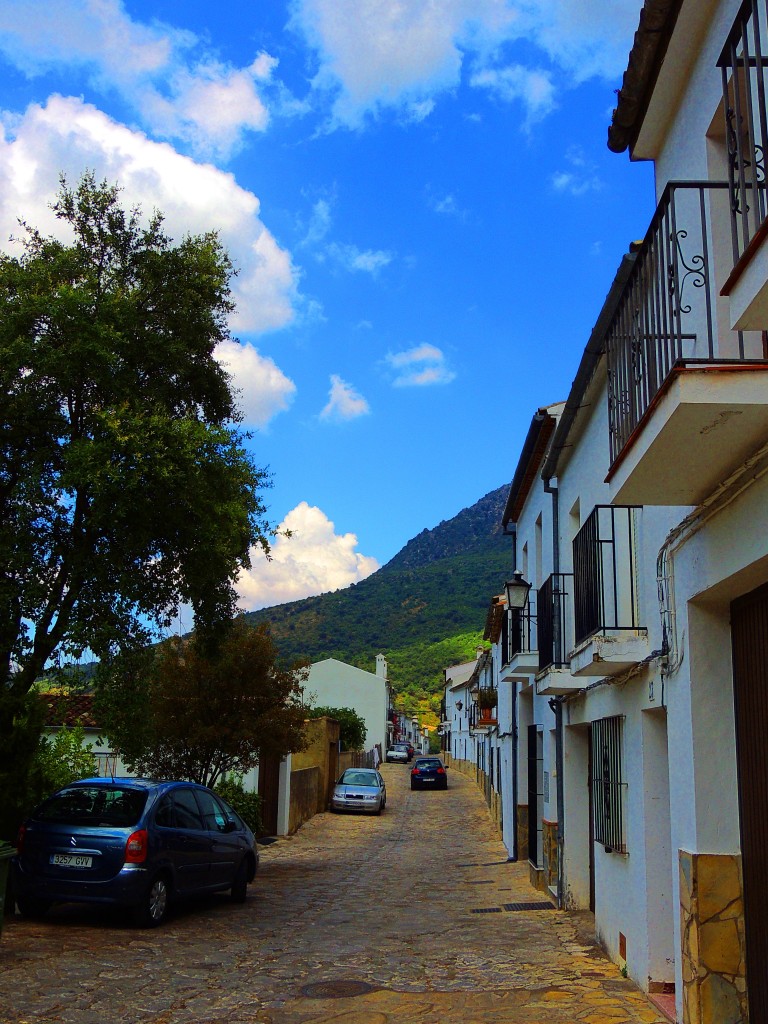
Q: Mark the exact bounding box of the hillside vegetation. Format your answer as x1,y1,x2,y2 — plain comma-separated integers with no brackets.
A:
244,484,512,723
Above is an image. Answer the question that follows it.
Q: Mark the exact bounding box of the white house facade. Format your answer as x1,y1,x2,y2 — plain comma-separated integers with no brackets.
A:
485,4,768,1021
305,656,389,755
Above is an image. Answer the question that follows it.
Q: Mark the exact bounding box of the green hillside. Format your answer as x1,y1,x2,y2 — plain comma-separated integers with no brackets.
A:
244,484,512,719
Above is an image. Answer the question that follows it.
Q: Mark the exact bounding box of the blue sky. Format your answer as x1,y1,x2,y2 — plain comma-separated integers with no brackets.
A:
0,0,655,617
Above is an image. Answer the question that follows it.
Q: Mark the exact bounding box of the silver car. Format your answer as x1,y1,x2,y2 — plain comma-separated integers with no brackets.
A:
330,769,387,815
385,744,410,763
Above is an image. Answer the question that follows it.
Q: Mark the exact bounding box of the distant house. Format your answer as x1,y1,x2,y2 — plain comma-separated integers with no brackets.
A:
305,655,389,756
39,692,129,778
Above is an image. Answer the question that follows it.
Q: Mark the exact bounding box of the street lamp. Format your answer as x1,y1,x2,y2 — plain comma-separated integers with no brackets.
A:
505,569,532,610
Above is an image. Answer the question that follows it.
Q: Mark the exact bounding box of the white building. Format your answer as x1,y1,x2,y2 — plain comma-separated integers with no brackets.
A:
490,4,768,1021
305,655,389,755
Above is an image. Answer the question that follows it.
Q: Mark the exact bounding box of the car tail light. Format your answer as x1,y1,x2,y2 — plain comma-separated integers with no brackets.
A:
437,767,445,774
16,824,26,854
125,829,148,864
411,768,420,775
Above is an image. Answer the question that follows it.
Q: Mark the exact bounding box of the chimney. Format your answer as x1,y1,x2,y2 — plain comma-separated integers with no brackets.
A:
376,654,388,679
476,646,484,660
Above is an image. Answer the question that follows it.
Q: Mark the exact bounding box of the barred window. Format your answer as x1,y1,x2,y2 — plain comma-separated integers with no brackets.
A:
591,716,627,853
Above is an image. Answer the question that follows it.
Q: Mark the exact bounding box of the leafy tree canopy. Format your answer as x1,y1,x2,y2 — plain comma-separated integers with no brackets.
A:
307,705,367,751
94,619,309,788
1,173,272,747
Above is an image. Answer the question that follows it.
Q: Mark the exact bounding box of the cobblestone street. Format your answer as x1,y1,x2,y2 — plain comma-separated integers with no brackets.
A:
0,764,667,1024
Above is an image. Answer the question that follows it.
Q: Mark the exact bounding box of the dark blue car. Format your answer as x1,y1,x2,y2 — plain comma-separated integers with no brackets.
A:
12,777,259,927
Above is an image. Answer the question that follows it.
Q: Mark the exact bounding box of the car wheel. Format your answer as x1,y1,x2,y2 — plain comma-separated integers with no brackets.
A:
410,783,416,790
231,858,249,903
133,873,170,928
16,895,50,919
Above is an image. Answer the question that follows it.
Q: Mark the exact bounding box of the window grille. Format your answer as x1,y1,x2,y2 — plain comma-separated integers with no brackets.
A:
591,716,627,853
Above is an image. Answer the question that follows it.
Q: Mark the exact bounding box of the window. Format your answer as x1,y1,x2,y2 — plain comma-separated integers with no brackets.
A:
173,788,205,831
591,716,627,853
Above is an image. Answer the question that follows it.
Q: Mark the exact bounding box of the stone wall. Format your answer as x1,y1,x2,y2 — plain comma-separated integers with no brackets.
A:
543,819,558,889
517,803,529,861
679,850,748,1024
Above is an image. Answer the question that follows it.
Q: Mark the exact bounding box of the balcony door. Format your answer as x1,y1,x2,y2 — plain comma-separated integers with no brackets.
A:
731,582,768,1023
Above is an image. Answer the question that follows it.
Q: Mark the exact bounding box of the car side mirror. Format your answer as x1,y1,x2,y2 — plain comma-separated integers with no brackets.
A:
222,818,237,833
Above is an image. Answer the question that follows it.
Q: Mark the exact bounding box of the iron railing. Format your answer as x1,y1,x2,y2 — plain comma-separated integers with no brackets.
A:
573,506,643,646
719,0,768,262
509,599,537,660
591,716,627,853
537,574,573,672
606,181,736,465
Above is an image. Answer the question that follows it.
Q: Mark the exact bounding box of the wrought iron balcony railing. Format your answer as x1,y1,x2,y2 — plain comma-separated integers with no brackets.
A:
509,600,537,661
605,181,743,465
573,506,643,646
719,0,768,263
537,574,573,673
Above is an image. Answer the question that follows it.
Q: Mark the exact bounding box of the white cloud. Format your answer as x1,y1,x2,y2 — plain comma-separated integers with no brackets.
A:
236,502,379,610
215,341,296,428
550,146,603,195
385,343,456,387
0,96,300,334
320,374,370,421
301,197,334,247
290,0,643,127
470,65,556,125
324,241,393,274
0,0,277,158
428,190,467,219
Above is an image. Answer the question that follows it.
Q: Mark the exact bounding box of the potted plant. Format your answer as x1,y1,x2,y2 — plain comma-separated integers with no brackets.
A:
477,687,498,710
477,687,498,724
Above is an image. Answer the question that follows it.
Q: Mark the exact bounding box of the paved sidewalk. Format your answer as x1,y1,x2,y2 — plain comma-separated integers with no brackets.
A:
0,764,668,1024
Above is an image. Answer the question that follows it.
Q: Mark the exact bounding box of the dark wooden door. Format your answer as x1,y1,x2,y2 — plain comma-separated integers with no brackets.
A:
257,753,281,836
731,582,768,1024
587,728,595,913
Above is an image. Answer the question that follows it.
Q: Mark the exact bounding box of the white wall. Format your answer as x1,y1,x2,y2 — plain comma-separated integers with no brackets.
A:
307,658,387,752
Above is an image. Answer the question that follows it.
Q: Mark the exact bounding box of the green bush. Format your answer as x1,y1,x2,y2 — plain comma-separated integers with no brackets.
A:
307,706,366,750
215,777,263,836
28,724,98,812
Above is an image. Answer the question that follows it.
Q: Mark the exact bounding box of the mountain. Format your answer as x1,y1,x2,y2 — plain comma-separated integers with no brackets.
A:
243,484,512,719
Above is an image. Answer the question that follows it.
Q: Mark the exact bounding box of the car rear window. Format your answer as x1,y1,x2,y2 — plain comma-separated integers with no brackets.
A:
415,760,441,769
35,785,148,826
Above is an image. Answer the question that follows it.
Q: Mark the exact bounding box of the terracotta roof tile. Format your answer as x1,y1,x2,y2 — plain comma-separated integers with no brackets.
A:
40,693,98,729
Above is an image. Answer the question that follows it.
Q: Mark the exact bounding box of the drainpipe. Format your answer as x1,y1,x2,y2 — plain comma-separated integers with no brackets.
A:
544,478,565,910
509,526,519,862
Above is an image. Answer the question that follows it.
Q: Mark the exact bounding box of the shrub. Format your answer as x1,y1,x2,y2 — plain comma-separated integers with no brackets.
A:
215,777,263,836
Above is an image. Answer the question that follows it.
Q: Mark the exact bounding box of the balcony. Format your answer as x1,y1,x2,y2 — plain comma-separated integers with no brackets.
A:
536,574,580,695
605,181,768,506
571,506,649,677
719,0,768,329
501,602,538,681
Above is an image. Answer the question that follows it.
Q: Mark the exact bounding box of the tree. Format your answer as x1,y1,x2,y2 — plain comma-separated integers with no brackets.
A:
1,174,272,762
307,706,367,751
94,619,308,788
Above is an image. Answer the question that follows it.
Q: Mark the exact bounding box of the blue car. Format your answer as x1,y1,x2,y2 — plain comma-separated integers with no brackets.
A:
12,777,259,927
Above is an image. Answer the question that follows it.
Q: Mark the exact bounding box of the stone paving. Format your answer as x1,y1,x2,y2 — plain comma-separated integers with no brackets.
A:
0,763,668,1024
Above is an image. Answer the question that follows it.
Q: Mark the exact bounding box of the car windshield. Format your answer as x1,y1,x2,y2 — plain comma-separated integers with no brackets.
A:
395,744,409,750
35,785,149,826
340,771,378,787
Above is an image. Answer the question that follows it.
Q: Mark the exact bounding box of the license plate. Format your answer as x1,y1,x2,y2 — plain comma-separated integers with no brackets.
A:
51,853,93,868
421,778,435,783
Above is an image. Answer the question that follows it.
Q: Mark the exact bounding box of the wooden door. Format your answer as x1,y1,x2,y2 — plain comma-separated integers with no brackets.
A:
731,582,768,1023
